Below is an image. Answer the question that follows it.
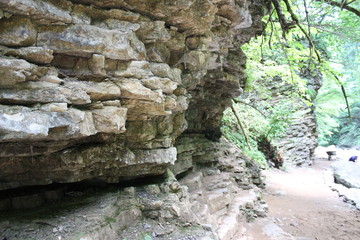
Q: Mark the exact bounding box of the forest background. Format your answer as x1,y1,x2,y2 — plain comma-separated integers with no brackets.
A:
221,0,360,166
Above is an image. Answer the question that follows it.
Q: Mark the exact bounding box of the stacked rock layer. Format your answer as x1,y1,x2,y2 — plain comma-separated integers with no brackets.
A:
0,0,269,191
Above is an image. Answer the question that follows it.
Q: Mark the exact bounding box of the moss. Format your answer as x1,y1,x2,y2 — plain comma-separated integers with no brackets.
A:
105,216,117,224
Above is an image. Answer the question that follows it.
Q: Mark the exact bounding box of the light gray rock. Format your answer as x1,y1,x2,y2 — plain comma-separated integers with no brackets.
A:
39,75,63,84
0,58,33,86
150,63,181,84
179,51,209,71
332,161,360,189
0,0,72,25
133,147,177,165
116,79,162,102
340,188,360,210
114,61,153,79
91,106,127,133
4,46,54,64
150,63,174,79
261,219,296,240
37,24,146,60
0,106,97,141
64,80,121,101
0,16,36,47
272,190,288,196
95,19,140,32
88,54,106,76
40,103,68,112
137,21,171,43
0,82,91,105
142,77,178,94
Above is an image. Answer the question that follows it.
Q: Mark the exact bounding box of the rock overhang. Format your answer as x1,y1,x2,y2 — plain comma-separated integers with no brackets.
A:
0,0,268,190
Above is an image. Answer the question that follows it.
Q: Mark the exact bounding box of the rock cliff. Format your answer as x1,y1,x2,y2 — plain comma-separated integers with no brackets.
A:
0,0,268,190
0,0,271,239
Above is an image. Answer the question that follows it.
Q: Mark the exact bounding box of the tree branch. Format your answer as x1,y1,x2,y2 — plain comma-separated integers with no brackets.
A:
283,0,322,62
260,9,275,59
230,100,252,149
314,0,360,17
304,23,357,39
232,98,267,117
303,0,315,63
270,0,296,36
330,72,352,118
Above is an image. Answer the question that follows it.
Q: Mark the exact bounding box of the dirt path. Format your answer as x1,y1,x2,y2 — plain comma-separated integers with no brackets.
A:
240,159,360,240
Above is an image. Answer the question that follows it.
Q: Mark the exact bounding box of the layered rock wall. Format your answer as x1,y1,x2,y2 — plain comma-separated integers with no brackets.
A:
274,70,321,166
0,0,268,190
241,72,321,166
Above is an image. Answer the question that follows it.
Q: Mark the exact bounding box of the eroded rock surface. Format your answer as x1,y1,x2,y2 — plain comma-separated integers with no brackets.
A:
240,72,321,166
0,0,268,190
0,140,267,240
0,0,270,239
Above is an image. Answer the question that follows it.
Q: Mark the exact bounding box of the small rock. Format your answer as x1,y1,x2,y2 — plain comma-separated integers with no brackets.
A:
272,190,287,196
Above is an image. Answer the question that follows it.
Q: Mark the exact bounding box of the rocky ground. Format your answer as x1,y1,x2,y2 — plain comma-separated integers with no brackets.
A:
239,147,360,240
0,141,267,240
1,146,359,240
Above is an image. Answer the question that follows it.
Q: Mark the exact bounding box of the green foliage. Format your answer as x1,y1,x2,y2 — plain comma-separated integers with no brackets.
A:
223,0,360,154
221,98,296,167
249,0,360,147
309,2,360,147
314,74,344,145
333,102,360,147
243,31,309,95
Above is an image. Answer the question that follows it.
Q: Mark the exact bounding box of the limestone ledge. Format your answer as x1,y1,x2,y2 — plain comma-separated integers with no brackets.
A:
0,140,266,240
0,0,268,190
0,145,177,191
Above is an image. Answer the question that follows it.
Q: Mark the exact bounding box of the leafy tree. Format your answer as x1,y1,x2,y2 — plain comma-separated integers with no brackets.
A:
222,0,360,166
255,0,359,147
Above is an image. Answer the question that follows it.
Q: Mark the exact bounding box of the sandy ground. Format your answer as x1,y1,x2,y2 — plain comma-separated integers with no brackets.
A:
240,157,360,240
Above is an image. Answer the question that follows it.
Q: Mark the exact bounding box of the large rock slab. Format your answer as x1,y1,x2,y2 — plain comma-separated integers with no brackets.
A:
332,161,360,189
0,82,91,105
4,46,54,64
0,145,177,190
0,0,72,25
71,0,218,35
334,184,360,210
64,79,121,101
0,105,96,141
37,24,146,60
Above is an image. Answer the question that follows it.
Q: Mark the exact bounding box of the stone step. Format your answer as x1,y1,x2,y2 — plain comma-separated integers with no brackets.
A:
191,202,210,220
180,171,203,192
216,190,258,240
206,188,232,215
189,189,204,202
201,173,236,194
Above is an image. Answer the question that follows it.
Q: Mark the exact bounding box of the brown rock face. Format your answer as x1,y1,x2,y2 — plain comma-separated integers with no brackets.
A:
0,0,268,190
